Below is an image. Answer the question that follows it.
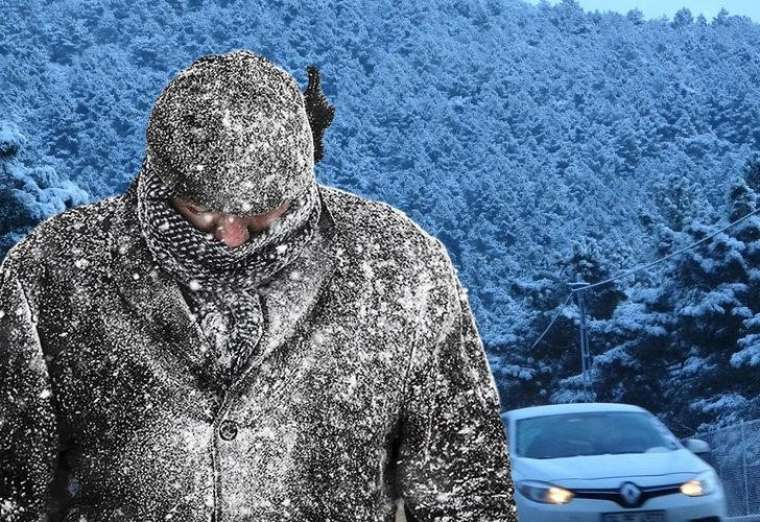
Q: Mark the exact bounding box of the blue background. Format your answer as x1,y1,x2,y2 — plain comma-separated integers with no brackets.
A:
3,0,760,430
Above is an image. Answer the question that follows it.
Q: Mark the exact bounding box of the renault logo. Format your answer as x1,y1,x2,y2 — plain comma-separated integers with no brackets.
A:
620,482,642,507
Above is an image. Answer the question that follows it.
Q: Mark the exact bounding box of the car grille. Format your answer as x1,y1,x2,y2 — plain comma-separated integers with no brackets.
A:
572,484,682,509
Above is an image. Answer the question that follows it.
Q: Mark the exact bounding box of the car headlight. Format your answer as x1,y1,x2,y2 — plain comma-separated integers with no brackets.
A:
680,470,719,497
518,480,575,504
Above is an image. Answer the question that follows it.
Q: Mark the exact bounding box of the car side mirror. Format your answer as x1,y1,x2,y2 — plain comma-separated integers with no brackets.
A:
684,438,711,455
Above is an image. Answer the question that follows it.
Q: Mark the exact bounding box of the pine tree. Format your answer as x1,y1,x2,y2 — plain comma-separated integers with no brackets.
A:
496,273,576,408
504,240,628,406
726,175,760,421
591,283,676,421
0,121,89,260
672,8,694,29
590,161,760,433
661,175,760,431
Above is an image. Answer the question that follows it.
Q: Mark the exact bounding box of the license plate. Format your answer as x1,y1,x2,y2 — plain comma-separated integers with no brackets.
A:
602,511,666,522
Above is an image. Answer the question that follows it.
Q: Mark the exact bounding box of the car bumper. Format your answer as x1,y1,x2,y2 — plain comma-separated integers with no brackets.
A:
515,489,728,522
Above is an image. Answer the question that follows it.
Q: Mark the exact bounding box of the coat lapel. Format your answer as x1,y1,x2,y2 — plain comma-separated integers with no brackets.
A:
107,186,213,376
107,181,339,387
247,192,338,369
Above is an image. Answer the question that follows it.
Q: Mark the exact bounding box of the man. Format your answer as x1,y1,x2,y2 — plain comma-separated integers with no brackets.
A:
0,49,516,521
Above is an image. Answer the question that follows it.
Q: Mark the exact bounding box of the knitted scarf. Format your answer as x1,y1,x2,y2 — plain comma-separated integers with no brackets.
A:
135,157,322,388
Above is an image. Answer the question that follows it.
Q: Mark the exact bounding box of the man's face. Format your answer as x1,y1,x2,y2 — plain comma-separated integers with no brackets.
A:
171,197,290,248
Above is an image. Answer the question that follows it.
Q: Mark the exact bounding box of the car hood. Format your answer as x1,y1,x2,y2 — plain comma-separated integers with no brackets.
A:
513,449,709,488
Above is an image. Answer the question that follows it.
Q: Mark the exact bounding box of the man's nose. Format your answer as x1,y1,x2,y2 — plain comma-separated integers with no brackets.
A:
215,215,250,248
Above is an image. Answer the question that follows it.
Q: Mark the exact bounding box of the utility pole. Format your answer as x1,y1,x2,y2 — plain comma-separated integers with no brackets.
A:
569,282,594,402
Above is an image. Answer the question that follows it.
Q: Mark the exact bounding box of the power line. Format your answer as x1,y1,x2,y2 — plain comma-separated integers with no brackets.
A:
527,206,760,351
572,207,760,294
530,292,573,350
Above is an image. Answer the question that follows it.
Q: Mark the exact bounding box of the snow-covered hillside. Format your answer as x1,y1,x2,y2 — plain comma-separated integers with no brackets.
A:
3,0,760,430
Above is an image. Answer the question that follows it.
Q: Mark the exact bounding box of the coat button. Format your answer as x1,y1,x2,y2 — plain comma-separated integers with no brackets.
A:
219,420,238,441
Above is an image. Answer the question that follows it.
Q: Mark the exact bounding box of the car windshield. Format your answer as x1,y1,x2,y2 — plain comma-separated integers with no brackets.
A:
515,411,681,459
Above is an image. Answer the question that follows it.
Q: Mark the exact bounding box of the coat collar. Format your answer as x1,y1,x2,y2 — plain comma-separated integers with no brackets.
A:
108,179,340,387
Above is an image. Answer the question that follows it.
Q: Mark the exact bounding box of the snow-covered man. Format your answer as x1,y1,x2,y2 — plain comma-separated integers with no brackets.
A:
0,50,516,521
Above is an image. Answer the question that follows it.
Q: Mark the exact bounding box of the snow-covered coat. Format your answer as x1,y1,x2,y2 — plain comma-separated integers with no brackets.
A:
0,179,516,521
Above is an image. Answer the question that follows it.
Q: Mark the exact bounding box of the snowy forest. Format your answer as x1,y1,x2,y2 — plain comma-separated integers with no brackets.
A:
3,0,760,436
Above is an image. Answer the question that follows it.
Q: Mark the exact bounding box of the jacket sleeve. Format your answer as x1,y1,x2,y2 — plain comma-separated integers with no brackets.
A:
395,248,517,521
0,259,60,522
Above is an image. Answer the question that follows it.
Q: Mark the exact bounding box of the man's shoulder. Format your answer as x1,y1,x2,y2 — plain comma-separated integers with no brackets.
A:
319,184,462,331
3,193,125,275
319,184,455,280
320,184,444,256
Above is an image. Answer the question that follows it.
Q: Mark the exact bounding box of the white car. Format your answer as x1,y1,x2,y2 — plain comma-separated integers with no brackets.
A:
503,402,728,522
